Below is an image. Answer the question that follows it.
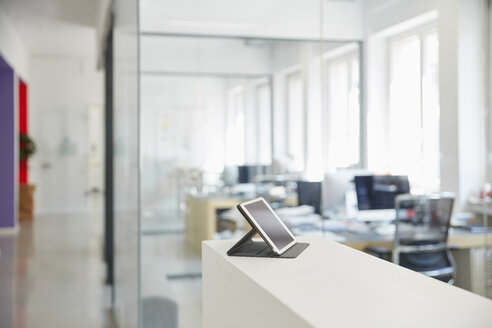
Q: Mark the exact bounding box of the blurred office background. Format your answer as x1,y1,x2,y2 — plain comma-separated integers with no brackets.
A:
0,0,491,327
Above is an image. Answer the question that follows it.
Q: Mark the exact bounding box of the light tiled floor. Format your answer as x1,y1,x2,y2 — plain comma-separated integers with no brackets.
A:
0,214,114,328
0,210,205,328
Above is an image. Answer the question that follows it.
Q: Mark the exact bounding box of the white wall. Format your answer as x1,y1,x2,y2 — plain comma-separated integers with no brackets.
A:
29,56,103,215
489,3,492,183
0,9,29,81
140,75,227,170
140,36,272,75
439,0,488,209
258,0,363,40
363,0,437,35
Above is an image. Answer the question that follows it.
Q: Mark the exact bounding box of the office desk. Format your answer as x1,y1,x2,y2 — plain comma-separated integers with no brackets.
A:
336,226,492,298
467,199,492,216
283,213,492,251
341,229,492,251
185,194,298,252
203,236,492,328
185,195,242,252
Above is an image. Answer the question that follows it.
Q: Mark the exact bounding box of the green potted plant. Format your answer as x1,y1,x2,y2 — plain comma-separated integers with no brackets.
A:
19,134,37,220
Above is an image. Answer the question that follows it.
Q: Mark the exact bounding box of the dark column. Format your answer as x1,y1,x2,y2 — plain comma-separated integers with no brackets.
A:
104,17,115,291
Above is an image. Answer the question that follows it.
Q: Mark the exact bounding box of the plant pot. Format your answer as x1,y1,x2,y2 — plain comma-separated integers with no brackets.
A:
19,184,35,220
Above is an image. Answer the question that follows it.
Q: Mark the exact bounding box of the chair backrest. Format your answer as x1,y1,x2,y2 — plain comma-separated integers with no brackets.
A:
393,193,454,249
296,181,322,214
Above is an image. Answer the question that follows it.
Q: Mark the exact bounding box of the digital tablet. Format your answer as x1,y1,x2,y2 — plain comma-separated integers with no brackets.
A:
237,197,296,255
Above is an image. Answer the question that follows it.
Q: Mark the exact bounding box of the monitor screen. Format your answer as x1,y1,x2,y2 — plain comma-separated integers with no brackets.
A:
237,165,269,184
322,169,368,211
243,199,295,250
354,175,410,210
297,181,322,214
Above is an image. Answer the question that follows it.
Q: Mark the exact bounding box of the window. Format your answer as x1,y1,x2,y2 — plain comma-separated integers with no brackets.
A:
255,82,272,165
286,72,304,172
225,86,245,165
388,29,439,190
324,49,360,171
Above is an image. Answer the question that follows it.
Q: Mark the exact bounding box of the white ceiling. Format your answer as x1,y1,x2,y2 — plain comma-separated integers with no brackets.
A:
0,0,363,57
140,0,363,40
0,0,107,57
140,0,313,35
141,0,286,24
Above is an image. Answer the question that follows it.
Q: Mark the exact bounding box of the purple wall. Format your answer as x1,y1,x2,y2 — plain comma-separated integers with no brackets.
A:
0,55,16,229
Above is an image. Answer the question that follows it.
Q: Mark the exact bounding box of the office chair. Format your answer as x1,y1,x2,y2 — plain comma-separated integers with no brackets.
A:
366,193,456,284
296,181,322,215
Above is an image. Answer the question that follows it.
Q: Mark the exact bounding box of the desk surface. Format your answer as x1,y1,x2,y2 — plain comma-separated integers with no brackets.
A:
283,214,492,250
338,227,492,251
188,194,492,252
203,236,492,328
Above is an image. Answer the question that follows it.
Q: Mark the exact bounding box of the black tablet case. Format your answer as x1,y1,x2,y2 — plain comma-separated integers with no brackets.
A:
228,237,309,258
227,204,309,259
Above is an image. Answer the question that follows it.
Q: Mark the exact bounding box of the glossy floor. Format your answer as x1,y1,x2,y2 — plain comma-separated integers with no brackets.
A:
141,232,202,328
0,214,114,328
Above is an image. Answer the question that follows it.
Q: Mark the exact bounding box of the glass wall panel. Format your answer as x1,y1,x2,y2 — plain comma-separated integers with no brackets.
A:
139,34,361,328
138,1,363,327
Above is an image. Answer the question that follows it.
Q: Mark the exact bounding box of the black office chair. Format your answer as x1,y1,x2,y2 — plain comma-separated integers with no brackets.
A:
366,193,456,284
296,181,322,215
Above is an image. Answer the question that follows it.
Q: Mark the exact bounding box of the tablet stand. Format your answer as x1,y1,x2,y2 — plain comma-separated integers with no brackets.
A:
227,228,309,259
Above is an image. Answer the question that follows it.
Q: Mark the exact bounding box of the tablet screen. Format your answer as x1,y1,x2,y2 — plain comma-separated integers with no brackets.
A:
243,199,294,250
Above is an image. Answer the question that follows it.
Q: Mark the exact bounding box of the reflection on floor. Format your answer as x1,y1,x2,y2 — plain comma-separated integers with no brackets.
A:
141,232,202,328
0,214,114,328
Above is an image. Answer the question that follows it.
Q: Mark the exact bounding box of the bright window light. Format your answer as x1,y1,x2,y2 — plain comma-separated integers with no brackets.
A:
324,49,360,171
226,86,246,165
286,72,304,172
256,83,272,165
388,29,440,190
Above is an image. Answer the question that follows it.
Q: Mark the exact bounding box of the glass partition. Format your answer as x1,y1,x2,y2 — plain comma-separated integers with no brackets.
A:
139,31,361,327
137,1,365,326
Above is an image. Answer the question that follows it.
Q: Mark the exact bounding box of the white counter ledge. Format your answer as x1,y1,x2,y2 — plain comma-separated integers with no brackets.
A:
202,236,492,328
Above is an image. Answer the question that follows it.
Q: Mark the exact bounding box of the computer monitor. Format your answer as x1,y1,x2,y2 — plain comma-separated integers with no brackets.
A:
354,175,410,210
222,166,238,187
237,165,269,184
321,169,368,211
296,181,322,214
